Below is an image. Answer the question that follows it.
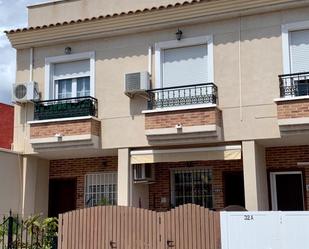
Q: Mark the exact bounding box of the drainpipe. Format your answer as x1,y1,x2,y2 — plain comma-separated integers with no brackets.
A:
21,47,34,216
148,46,152,86
238,17,243,122
30,47,34,82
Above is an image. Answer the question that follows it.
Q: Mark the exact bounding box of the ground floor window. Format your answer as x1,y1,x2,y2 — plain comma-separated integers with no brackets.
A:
171,168,213,208
85,172,117,207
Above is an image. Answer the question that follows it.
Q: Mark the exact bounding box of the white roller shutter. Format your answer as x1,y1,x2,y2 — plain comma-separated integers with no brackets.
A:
162,44,208,87
54,59,90,80
290,29,309,73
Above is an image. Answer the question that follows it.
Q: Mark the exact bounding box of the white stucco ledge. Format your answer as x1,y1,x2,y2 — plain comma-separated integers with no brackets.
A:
142,104,217,114
145,125,222,144
145,125,218,136
27,116,100,124
0,148,21,155
278,117,309,136
274,96,309,102
278,117,309,126
30,134,100,151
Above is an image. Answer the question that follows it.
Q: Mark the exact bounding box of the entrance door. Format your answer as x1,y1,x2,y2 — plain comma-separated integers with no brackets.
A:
224,171,245,207
49,178,77,217
270,172,305,211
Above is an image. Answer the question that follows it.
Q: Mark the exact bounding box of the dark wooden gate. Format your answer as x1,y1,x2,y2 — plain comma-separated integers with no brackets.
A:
58,204,221,249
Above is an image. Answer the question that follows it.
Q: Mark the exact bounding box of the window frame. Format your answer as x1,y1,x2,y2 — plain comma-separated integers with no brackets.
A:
154,35,214,89
282,20,309,74
84,172,118,207
45,51,95,100
55,76,91,99
170,167,213,209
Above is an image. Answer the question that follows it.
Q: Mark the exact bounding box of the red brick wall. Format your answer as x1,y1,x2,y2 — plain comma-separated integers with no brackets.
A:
49,157,117,209
266,146,309,210
277,99,309,119
148,160,243,211
31,118,101,138
145,107,222,129
0,103,13,149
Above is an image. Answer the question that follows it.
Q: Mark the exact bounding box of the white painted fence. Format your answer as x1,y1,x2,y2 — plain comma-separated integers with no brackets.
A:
221,211,309,249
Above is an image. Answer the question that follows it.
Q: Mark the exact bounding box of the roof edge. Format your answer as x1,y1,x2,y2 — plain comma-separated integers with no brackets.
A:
27,0,70,8
6,0,204,34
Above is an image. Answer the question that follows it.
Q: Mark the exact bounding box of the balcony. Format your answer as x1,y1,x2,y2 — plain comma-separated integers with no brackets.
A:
143,83,222,144
276,72,309,135
33,96,98,120
29,96,101,152
147,83,217,110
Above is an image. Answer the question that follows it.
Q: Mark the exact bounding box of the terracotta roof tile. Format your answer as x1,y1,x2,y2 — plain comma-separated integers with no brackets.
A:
5,0,206,34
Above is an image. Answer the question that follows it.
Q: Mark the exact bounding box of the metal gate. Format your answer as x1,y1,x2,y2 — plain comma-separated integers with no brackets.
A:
0,211,57,249
58,204,221,249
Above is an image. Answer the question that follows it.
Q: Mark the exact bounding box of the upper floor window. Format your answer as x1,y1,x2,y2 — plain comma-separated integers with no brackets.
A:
162,44,208,88
45,52,95,100
289,29,309,74
281,22,309,98
155,35,213,89
54,60,90,99
148,36,216,109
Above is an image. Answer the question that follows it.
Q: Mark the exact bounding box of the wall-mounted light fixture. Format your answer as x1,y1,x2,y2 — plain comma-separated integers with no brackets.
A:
176,29,183,41
65,47,72,55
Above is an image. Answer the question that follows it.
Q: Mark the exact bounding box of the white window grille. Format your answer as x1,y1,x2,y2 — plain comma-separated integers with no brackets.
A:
171,168,213,208
85,172,117,207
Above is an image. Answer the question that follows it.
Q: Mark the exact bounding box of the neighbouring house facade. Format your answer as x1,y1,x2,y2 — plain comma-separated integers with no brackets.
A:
5,0,309,217
0,103,21,215
0,103,13,150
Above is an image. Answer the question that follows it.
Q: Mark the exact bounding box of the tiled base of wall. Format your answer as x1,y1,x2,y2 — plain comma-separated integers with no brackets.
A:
49,157,117,209
266,145,309,210
148,160,243,211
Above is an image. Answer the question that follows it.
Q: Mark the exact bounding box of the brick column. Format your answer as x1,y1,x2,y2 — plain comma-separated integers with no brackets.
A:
242,141,269,211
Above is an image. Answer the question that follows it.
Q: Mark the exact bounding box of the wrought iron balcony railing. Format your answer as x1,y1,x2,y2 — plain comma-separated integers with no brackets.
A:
146,83,217,110
33,96,98,120
279,72,309,98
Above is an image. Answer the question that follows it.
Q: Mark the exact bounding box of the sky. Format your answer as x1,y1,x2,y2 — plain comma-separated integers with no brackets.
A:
0,0,41,104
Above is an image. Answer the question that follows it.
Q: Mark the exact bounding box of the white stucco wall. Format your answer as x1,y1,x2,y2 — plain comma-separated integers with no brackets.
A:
0,150,22,215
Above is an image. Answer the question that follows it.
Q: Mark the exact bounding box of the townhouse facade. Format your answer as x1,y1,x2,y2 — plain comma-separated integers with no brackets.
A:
5,0,309,217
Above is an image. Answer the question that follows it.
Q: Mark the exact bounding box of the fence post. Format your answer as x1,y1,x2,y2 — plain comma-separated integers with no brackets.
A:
7,210,13,249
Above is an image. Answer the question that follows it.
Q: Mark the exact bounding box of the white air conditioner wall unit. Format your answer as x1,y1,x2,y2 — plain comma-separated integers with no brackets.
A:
124,72,150,97
133,164,155,183
13,81,39,103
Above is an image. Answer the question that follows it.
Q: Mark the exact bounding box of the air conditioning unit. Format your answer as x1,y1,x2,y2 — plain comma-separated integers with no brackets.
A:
124,72,150,97
133,164,155,183
13,81,39,103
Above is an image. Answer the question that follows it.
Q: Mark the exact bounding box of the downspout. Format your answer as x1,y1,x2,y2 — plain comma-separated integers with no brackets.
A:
148,46,152,77
21,47,34,216
22,47,33,151
30,47,34,82
239,17,243,122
